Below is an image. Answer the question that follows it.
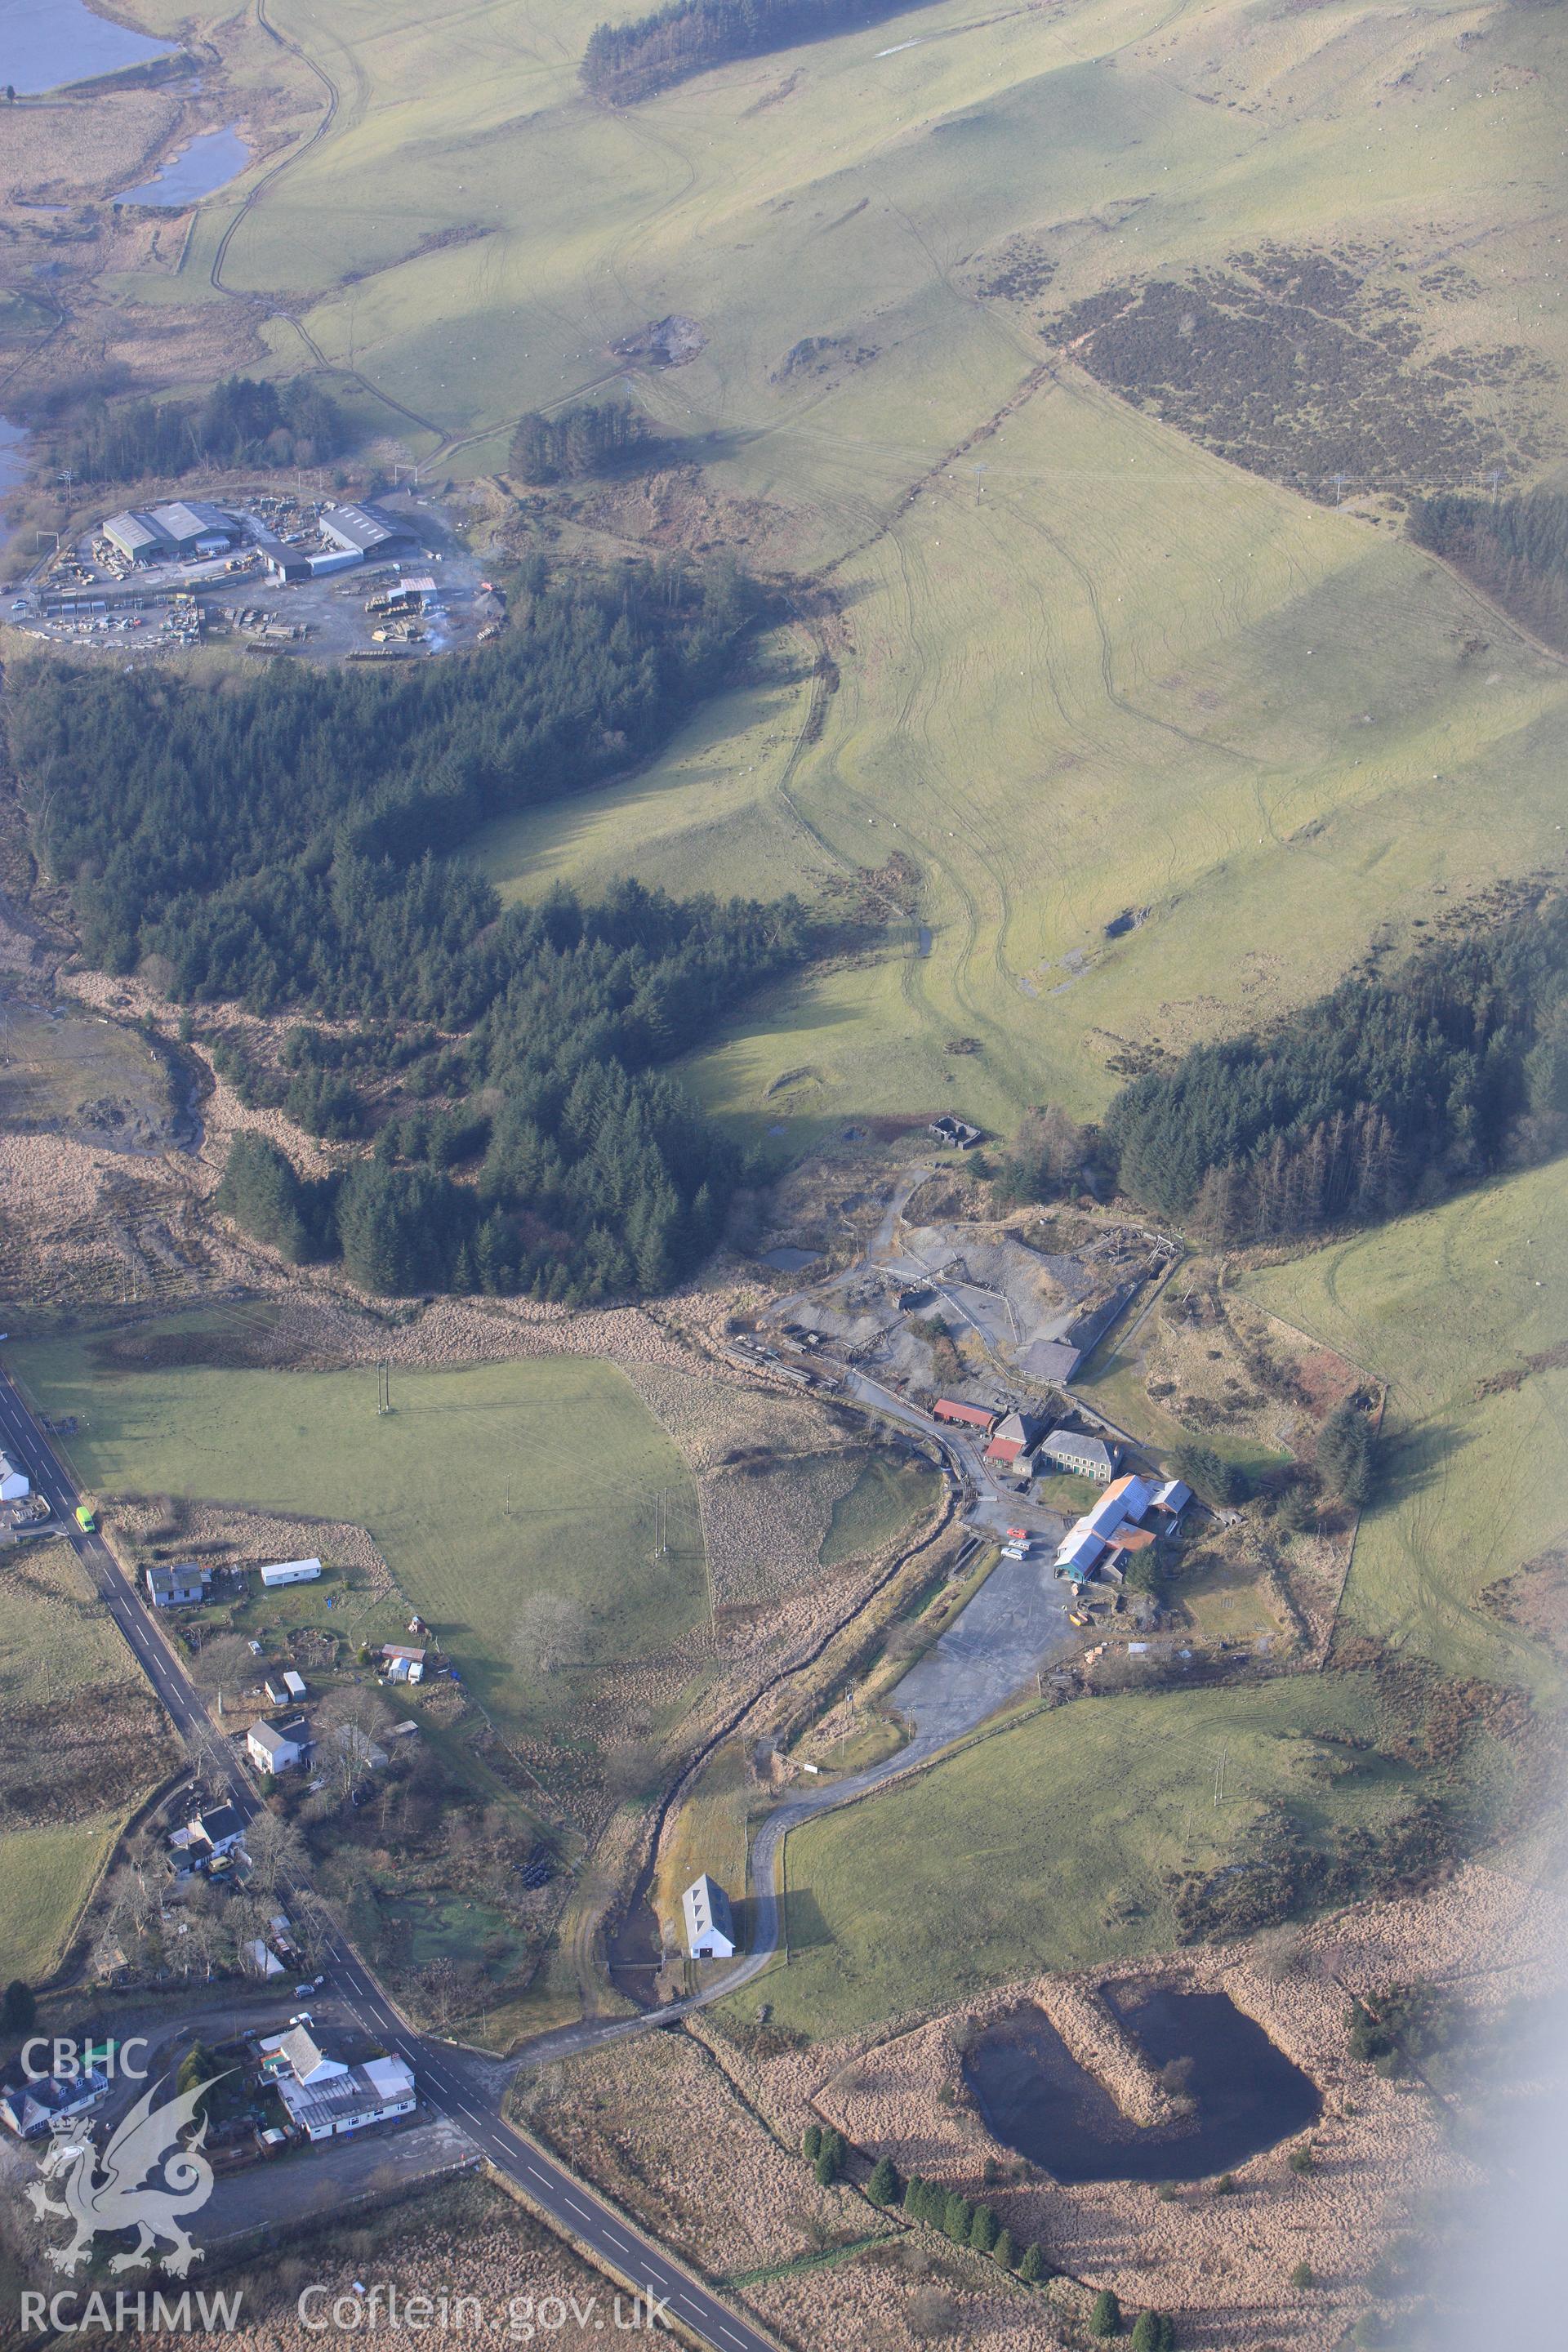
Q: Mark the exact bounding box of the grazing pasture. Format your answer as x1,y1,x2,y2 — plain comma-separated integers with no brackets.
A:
1246,1157,1568,1695
0,1817,123,1986
45,0,1566,1147
0,1543,173,1980
7,1339,707,1744
761,1673,1409,2035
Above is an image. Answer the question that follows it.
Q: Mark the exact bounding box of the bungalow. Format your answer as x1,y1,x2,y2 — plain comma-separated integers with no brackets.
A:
1,2066,109,2140
146,1561,209,1607
0,1452,29,1503
682,1873,737,1961
933,1399,999,1433
1040,1428,1121,1482
247,1717,310,1774
264,2026,416,2143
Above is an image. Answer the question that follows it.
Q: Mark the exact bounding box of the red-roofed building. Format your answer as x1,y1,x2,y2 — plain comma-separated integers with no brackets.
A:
933,1399,998,1432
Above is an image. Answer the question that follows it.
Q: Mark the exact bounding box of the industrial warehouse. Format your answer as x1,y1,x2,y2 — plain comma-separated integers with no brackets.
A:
100,501,239,567
14,487,494,665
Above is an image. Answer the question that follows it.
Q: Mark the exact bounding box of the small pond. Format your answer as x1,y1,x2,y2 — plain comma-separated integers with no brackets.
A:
2,0,176,94
115,124,250,207
760,1245,821,1272
964,1989,1321,2185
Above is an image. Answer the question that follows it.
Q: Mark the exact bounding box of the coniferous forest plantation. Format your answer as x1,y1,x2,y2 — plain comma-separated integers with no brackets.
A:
14,558,811,1302
1103,901,1568,1244
580,0,933,102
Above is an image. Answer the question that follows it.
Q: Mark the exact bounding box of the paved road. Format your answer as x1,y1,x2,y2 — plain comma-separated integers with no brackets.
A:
0,1368,774,2352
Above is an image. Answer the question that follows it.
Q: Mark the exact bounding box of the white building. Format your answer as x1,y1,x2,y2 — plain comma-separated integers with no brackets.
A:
247,1716,310,1773
0,1452,29,1502
264,2026,416,2143
261,1557,321,1588
682,1873,737,1961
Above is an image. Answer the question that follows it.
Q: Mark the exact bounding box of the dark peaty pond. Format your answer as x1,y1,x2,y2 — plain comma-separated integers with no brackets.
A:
964,1989,1321,2185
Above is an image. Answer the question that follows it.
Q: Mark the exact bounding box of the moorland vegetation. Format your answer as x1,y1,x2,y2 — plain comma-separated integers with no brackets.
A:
1052,248,1545,498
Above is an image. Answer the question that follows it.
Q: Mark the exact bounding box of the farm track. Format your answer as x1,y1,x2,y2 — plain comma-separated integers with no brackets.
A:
218,0,448,445
212,0,341,298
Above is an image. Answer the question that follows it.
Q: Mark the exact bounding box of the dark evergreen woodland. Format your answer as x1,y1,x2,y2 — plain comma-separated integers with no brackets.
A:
47,376,344,487
13,560,810,1303
1409,489,1568,650
509,401,646,483
581,0,937,101
1105,902,1568,1242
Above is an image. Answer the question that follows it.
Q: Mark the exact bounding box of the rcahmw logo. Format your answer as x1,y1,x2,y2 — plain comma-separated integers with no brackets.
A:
20,2287,243,2337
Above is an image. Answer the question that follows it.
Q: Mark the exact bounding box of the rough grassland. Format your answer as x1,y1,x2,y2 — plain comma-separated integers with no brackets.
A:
0,1817,121,1985
1246,1157,1568,1694
7,1343,706,1741
819,1452,938,1568
107,0,1566,1139
763,1674,1407,2035
0,1544,169,1981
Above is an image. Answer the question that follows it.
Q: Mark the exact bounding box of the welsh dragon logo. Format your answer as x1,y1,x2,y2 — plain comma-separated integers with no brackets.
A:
25,2075,223,2276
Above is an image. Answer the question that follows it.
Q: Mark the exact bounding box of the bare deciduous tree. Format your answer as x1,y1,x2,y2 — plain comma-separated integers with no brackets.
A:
243,1809,305,1897
510,1592,590,1677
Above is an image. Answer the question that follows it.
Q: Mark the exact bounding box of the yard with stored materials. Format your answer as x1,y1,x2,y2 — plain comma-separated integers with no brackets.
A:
6,1339,707,1749
754,1675,1417,2038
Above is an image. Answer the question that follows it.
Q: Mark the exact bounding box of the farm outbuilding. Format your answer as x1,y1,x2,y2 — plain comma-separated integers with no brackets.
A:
682,1873,737,1960
318,501,416,562
261,1557,321,1588
984,1410,1044,1467
933,1399,998,1432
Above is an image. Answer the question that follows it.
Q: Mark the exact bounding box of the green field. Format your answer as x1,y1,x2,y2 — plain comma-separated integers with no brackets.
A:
91,0,1565,1143
764,1674,1410,2034
0,1817,121,1986
9,1338,706,1740
0,1546,170,1982
1246,1157,1568,1694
